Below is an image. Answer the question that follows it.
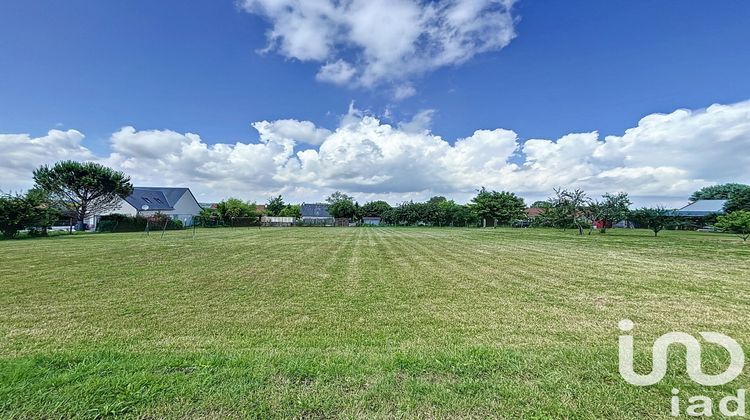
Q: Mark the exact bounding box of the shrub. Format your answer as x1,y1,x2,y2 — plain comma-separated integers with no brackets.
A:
0,193,31,239
96,213,184,233
716,211,750,242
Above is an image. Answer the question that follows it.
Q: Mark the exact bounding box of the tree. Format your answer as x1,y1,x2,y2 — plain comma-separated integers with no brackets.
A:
451,204,477,227
25,188,62,236
198,206,219,226
326,191,356,220
266,195,285,216
530,200,549,208
216,198,257,223
279,204,301,218
328,199,356,219
469,188,526,227
631,207,672,237
326,191,354,204
33,161,133,230
0,193,31,239
725,188,750,213
360,200,392,217
716,211,750,242
548,188,590,235
690,183,750,201
596,192,632,233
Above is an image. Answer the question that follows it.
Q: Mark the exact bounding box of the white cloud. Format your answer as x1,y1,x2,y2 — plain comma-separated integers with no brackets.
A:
0,129,93,193
251,119,332,145
393,84,417,100
2,101,750,205
315,60,357,85
240,0,517,95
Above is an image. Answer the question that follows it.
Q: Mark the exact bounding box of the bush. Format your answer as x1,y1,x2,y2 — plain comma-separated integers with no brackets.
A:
716,211,750,242
96,213,184,233
0,194,30,239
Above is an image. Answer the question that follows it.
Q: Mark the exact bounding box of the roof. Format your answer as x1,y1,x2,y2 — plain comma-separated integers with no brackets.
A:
672,199,727,217
124,187,192,211
525,207,544,218
301,203,331,218
138,187,190,206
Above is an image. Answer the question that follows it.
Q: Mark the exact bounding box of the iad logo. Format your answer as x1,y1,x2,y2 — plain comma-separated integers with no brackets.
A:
618,319,744,386
618,319,746,417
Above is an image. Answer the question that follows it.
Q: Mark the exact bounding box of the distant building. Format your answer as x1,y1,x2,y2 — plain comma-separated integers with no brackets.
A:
672,200,728,217
300,203,334,226
525,207,544,219
89,187,202,229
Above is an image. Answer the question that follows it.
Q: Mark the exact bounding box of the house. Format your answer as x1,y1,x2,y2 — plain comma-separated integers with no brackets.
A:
362,216,381,226
300,203,334,226
89,187,203,229
525,207,544,219
671,200,728,217
256,204,268,214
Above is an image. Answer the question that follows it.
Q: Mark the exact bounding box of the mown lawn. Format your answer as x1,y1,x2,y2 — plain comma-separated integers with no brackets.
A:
1,227,749,418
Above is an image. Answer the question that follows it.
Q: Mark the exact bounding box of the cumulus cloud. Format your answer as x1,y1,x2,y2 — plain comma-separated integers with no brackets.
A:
2,101,750,205
251,119,332,145
241,0,517,95
0,129,94,193
316,60,357,85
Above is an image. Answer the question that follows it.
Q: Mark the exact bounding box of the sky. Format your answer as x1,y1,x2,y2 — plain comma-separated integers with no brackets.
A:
1,0,749,206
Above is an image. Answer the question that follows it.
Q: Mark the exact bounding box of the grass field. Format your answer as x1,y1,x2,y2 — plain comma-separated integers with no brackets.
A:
1,227,749,418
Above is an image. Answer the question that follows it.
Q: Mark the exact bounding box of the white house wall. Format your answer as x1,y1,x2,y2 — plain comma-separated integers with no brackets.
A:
86,198,137,229
168,191,202,217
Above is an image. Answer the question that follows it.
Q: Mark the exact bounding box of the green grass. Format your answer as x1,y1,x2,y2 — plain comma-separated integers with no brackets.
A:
1,227,749,418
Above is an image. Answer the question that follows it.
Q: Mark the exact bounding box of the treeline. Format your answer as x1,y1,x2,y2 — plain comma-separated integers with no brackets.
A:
196,197,301,227
2,159,750,241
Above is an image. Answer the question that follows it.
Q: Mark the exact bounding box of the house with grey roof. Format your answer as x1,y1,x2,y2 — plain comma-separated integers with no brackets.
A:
671,200,728,217
88,187,203,229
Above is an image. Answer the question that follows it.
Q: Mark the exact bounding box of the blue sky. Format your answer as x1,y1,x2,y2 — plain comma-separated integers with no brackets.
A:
1,1,749,204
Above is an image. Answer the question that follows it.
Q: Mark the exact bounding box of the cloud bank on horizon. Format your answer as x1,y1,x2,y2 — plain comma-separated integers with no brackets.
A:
239,0,517,98
2,100,749,206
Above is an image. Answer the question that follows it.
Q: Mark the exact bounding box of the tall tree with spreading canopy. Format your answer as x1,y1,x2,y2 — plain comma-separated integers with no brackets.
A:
469,187,526,227
724,189,750,213
690,183,750,201
33,161,133,230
